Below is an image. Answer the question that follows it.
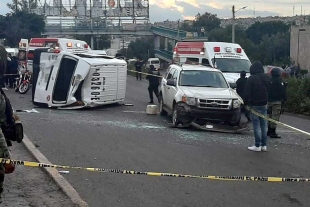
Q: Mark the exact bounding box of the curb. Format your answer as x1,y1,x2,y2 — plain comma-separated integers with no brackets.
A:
22,135,89,207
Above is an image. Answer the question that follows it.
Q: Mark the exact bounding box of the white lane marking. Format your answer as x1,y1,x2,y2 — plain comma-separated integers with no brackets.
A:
122,111,147,114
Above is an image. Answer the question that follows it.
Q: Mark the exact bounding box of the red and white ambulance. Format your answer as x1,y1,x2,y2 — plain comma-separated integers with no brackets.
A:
173,41,251,84
20,38,91,73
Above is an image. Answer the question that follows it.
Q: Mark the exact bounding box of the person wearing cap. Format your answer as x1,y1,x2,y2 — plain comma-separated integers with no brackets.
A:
236,71,251,122
267,67,287,138
134,58,143,80
145,65,161,104
244,60,271,152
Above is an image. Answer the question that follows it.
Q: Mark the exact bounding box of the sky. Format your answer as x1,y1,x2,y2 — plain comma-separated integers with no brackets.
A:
0,0,309,22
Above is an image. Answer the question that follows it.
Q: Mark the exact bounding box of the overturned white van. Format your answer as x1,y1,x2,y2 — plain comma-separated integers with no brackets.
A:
32,48,127,109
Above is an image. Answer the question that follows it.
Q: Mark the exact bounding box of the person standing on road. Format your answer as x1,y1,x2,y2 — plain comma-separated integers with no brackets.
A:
5,54,12,88
267,67,287,139
236,71,251,122
135,58,143,81
244,61,271,152
146,65,161,104
8,56,19,88
0,48,8,91
0,45,12,202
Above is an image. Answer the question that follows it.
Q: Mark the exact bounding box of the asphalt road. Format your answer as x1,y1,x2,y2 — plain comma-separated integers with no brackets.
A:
6,76,310,207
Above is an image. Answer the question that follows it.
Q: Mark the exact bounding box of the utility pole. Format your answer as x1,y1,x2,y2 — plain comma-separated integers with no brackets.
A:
232,5,235,43
15,0,18,13
122,38,125,56
293,6,294,16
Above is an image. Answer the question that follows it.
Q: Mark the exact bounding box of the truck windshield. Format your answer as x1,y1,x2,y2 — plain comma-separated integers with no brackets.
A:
179,70,228,88
211,58,251,73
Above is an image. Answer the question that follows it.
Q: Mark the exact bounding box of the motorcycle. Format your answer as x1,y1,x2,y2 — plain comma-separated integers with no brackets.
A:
15,69,31,94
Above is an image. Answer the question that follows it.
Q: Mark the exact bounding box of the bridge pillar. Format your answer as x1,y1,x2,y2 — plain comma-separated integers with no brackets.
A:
154,35,160,50
164,38,168,50
90,35,94,49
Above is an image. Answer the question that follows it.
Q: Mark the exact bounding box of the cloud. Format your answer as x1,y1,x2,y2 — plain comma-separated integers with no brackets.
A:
150,2,279,22
0,0,292,22
0,0,11,15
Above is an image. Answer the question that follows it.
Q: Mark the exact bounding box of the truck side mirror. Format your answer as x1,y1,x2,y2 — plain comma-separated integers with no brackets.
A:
229,82,237,89
167,79,176,86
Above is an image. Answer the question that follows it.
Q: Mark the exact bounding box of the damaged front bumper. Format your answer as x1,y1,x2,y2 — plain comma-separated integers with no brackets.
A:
174,102,247,133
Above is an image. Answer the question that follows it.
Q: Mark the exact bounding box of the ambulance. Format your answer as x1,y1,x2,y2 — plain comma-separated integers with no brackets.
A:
173,41,251,85
20,38,91,73
32,48,127,109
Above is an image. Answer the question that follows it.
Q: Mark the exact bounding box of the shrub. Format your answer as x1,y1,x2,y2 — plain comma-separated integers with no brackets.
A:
285,77,310,115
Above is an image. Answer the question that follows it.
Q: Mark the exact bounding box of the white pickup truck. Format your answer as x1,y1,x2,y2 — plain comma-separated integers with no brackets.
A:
159,64,242,127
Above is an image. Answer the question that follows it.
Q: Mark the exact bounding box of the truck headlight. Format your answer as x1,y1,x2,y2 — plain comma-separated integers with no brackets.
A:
182,96,196,105
233,100,240,109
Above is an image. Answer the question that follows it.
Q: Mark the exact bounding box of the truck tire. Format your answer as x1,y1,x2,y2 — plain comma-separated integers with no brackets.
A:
159,94,167,116
226,116,241,126
172,104,181,127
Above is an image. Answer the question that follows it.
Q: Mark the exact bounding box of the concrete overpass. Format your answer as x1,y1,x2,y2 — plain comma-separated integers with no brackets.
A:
42,22,197,62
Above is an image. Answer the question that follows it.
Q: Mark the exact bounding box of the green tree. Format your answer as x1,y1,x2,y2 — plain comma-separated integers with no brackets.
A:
74,35,111,50
119,37,154,61
245,21,289,44
192,12,221,34
7,0,37,13
0,12,45,47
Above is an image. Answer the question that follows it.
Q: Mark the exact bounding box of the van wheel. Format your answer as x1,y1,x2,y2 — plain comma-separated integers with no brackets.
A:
159,94,167,116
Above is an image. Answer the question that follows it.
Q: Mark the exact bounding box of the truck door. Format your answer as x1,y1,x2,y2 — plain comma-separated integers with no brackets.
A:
52,56,78,103
33,51,61,106
166,69,179,109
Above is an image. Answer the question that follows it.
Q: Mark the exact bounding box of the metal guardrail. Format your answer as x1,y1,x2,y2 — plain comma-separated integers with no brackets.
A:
151,26,187,40
154,49,173,62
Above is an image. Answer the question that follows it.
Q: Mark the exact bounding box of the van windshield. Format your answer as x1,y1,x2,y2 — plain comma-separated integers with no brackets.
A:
211,58,251,73
151,60,159,64
179,70,228,88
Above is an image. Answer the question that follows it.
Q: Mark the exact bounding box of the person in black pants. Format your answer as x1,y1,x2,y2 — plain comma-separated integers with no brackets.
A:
146,65,161,104
236,71,251,122
8,56,19,88
134,58,143,80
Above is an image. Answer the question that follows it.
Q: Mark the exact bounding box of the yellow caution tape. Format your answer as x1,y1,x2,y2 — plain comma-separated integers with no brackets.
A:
127,69,163,78
0,158,308,182
3,74,21,76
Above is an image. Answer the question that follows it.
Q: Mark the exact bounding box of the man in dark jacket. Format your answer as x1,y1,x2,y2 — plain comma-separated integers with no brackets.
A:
236,71,251,122
267,67,286,138
244,61,271,152
8,56,19,88
135,58,143,80
146,65,161,104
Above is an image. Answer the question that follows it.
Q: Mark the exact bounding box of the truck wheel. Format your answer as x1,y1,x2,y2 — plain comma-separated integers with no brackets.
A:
172,105,181,127
226,116,241,126
159,94,167,116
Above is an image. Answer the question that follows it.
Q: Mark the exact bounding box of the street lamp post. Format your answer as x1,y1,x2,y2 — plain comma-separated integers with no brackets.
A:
232,5,247,43
297,28,306,64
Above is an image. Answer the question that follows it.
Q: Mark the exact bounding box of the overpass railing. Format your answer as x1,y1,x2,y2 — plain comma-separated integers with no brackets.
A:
151,26,187,40
154,49,173,63
44,23,152,33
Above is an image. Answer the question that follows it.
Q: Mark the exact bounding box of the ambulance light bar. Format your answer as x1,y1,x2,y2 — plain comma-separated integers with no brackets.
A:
214,47,220,52
236,48,242,53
